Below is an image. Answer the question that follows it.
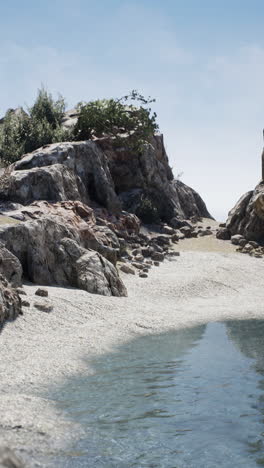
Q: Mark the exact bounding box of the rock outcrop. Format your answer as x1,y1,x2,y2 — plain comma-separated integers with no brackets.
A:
0,136,212,224
0,212,127,297
0,129,212,307
225,182,264,241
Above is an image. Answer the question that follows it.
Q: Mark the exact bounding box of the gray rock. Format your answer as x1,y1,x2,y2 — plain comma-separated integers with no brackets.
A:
139,272,148,278
154,261,160,266
161,225,175,235
231,234,245,245
16,288,26,296
2,141,121,213
35,288,48,297
238,238,248,247
132,262,144,270
226,183,264,241
180,226,194,238
0,246,22,287
216,228,231,240
171,233,179,243
0,275,21,326
248,241,259,249
151,252,165,262
197,229,213,237
21,300,30,307
120,264,135,275
0,218,127,297
167,251,180,257
34,300,53,313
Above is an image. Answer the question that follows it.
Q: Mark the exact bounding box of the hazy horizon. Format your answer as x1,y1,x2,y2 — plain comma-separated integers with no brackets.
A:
1,0,264,221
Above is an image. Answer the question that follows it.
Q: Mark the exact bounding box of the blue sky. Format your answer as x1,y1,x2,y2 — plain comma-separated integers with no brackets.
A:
1,0,264,220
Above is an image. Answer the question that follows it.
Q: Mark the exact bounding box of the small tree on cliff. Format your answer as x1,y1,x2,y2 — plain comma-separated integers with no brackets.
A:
74,90,159,150
0,89,158,164
0,87,71,164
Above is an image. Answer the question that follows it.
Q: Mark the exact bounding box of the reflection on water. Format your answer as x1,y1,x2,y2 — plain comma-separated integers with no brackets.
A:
45,321,264,467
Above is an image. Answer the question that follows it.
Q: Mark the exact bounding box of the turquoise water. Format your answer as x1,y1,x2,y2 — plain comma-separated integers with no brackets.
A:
47,320,264,467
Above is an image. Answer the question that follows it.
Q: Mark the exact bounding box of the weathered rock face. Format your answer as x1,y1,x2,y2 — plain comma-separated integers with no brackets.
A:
0,136,211,224
226,182,264,241
0,214,127,297
0,274,21,327
98,134,212,222
1,141,121,213
0,245,22,287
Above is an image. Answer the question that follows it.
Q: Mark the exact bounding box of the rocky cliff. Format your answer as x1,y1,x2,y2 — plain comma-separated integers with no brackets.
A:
224,183,264,241
0,129,212,317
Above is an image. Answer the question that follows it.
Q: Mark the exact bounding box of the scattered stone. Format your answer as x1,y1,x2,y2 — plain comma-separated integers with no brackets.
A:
171,233,179,243
139,272,148,278
167,251,180,257
21,300,30,307
16,288,27,296
145,260,153,265
180,226,194,238
132,262,144,270
151,252,165,262
170,218,192,229
141,247,152,258
34,301,53,313
35,288,48,297
142,268,149,273
132,248,141,256
134,254,144,262
162,225,175,235
198,229,213,237
151,244,163,253
219,222,226,228
153,235,171,246
248,241,259,249
216,228,231,240
154,261,160,266
231,234,245,245
120,264,135,275
238,238,248,247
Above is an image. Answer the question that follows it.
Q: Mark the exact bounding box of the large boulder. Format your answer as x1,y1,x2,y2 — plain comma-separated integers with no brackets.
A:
1,141,121,213
226,183,264,241
0,216,126,297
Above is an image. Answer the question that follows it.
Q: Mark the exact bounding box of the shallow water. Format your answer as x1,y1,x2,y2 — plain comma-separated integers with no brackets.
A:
46,320,264,467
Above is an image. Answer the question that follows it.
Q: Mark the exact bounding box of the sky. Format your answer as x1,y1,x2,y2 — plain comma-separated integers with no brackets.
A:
1,0,264,221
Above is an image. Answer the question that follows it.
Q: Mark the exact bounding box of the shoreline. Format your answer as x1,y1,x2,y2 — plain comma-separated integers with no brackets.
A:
0,239,264,466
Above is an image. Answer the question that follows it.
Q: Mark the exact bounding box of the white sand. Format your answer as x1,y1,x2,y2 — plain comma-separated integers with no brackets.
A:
0,236,264,465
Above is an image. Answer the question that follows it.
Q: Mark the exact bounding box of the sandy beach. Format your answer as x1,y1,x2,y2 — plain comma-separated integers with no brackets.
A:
0,235,264,466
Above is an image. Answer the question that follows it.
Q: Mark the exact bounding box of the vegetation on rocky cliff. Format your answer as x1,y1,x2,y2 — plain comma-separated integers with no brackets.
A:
0,88,158,165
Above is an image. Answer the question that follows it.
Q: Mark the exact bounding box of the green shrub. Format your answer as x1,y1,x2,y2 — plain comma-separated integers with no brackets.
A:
74,90,158,150
136,195,160,224
0,88,158,165
0,87,71,165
